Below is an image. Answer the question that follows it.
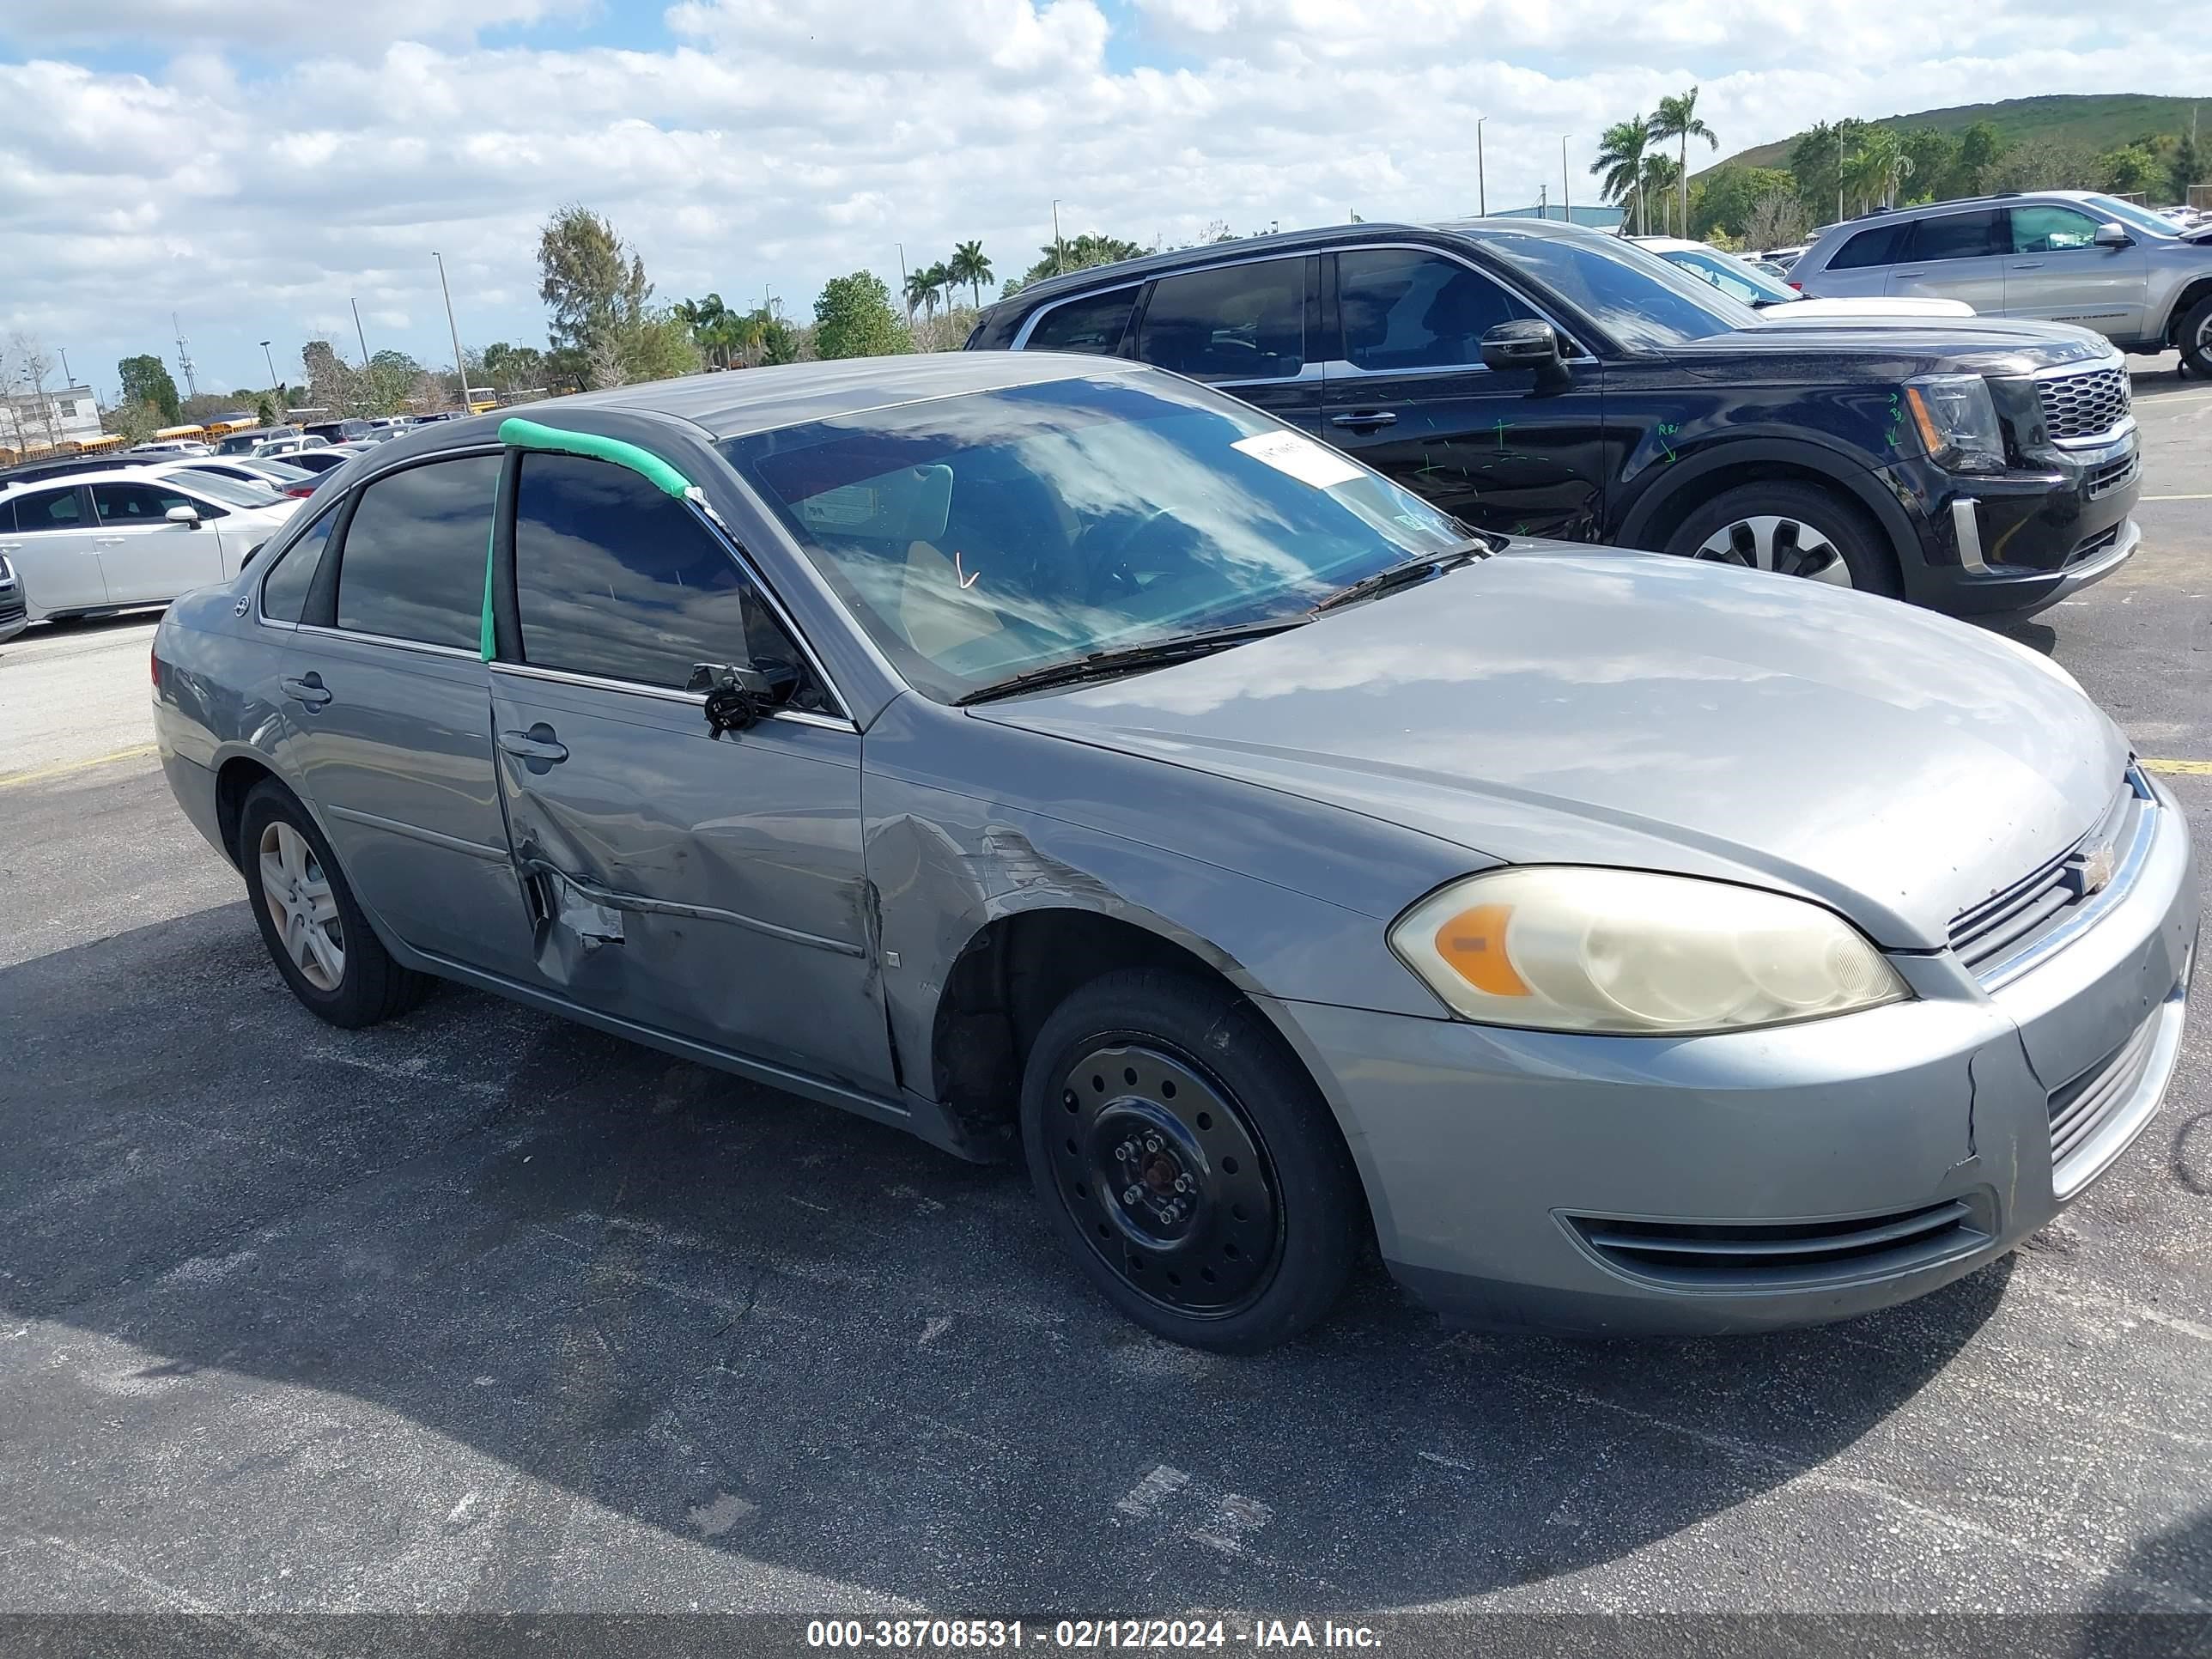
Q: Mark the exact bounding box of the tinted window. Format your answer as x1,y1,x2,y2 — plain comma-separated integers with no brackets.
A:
1024,289,1136,355
11,486,82,532
94,480,218,522
1657,248,1795,305
1825,223,1910,270
1136,258,1305,381
334,453,499,648
1905,210,2004,263
260,510,337,623
1480,228,1753,347
1339,248,1532,370
513,452,797,690
2009,204,2102,253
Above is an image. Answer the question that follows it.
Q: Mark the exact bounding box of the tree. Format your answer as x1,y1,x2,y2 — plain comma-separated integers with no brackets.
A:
2170,134,2203,204
1650,89,1717,247
676,294,736,368
482,341,550,394
1981,140,2098,195
1743,189,1811,252
301,339,362,416
948,240,994,307
618,309,703,384
1638,154,1681,234
538,205,650,368
7,335,60,448
902,268,941,320
1591,117,1650,233
1012,232,1146,289
1954,121,2008,197
1790,118,1867,224
118,354,180,423
2099,143,2162,198
813,271,910,360
1844,126,1913,212
1899,127,1958,204
1690,165,1796,240
101,399,161,447
257,396,278,426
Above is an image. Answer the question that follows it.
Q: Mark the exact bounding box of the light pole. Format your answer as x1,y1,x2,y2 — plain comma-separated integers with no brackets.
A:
350,298,371,368
58,346,73,389
434,252,469,411
1476,118,1487,216
259,339,278,398
897,241,911,320
1052,199,1063,272
1561,135,1572,222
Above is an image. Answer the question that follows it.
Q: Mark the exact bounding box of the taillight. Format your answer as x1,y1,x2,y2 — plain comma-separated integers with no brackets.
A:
1788,281,1803,291
150,645,161,690
288,485,314,497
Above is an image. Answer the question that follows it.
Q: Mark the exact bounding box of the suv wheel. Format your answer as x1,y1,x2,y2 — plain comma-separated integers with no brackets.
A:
1666,481,1899,598
1019,969,1364,1352
2177,293,2212,380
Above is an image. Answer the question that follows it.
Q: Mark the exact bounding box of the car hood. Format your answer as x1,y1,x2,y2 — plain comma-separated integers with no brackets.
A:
1676,314,2116,376
969,548,2129,948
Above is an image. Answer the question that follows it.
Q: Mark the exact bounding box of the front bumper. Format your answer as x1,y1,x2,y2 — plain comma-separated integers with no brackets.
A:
1270,776,2198,1335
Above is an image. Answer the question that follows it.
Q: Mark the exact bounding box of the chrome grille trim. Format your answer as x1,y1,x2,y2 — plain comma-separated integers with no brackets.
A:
2034,362,2132,447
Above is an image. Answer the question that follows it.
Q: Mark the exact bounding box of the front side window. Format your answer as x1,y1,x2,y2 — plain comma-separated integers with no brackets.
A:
260,509,337,623
93,480,220,522
333,453,499,648
722,374,1470,704
11,486,83,532
1905,210,2005,263
1024,289,1138,356
1478,228,1755,348
1135,258,1306,381
1338,248,1533,370
2009,205,2103,254
511,451,804,693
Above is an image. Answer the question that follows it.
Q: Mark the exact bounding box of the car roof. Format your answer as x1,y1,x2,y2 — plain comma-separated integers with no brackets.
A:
1629,236,1704,252
0,461,232,501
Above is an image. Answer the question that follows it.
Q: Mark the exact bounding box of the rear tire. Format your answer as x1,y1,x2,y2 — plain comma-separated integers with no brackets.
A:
1664,480,1900,599
238,781,431,1028
1019,969,1364,1352
2177,294,2212,380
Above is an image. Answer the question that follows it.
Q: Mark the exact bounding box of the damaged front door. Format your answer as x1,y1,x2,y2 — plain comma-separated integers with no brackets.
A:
487,447,893,1095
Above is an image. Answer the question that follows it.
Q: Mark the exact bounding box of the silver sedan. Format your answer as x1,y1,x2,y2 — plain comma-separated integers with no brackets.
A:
151,356,2197,1351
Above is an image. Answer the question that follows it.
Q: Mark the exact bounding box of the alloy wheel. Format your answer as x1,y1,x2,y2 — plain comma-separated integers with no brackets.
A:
1049,1042,1283,1316
1692,514,1853,586
258,819,345,992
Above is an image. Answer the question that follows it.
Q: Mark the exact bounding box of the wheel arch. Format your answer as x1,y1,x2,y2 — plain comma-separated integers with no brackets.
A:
2163,277,2212,343
1613,437,1920,571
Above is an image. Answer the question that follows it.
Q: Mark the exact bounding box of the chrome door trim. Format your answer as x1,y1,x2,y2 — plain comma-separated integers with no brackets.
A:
489,659,860,734
1010,276,1149,351
292,623,483,662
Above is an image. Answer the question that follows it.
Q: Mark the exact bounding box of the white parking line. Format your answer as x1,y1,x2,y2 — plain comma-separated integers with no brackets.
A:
2142,494,2212,501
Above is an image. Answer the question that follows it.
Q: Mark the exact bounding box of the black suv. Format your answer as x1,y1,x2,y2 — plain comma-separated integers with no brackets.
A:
967,219,2142,616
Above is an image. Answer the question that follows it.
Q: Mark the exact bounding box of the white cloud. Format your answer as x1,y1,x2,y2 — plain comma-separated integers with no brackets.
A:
1,2,2207,398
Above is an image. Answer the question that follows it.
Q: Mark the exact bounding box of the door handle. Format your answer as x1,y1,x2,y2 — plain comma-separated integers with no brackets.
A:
2011,260,2045,270
95,536,130,546
1891,270,1925,278
281,672,332,708
497,723,568,764
1330,410,1397,429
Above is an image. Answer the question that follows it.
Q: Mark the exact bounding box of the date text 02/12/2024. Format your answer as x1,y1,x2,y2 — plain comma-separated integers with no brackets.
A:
803,1619,1382,1649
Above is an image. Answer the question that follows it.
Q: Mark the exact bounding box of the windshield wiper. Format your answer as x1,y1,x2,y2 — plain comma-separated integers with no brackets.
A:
1311,538,1492,616
954,618,1312,707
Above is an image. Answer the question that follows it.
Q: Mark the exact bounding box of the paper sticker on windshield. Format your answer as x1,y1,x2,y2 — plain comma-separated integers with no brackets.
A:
1231,430,1364,489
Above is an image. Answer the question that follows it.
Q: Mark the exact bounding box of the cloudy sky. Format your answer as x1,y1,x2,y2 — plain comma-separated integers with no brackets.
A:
3,0,2207,404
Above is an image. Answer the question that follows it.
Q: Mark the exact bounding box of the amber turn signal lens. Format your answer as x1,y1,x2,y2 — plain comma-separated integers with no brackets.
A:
1432,903,1530,997
1903,386,1948,456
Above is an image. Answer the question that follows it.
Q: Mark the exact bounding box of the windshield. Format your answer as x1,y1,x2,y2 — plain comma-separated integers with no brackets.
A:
2077,194,2182,239
723,374,1471,703
170,470,286,508
1656,247,1797,306
1480,227,1762,348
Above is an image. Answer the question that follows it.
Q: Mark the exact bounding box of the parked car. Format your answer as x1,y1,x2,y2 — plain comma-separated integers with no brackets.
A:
1790,191,2212,374
0,464,301,623
176,457,322,500
1758,245,1808,270
967,218,2141,616
281,447,364,476
129,440,213,457
153,357,2197,1350
216,425,302,456
0,551,25,643
303,418,376,447
1631,236,1974,319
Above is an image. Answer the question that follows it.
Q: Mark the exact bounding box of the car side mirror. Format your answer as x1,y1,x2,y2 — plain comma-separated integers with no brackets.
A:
1480,319,1568,384
165,505,201,527
2092,222,2133,249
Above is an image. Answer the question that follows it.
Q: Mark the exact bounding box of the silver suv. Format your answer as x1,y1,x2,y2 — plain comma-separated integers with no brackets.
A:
1791,191,2212,375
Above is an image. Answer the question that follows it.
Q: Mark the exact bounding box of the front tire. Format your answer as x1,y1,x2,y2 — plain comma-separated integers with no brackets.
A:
1664,480,1900,599
238,781,431,1028
1019,969,1364,1352
2177,294,2212,380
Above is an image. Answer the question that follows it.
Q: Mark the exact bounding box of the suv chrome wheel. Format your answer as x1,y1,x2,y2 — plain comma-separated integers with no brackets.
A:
258,819,345,991
1692,514,1853,586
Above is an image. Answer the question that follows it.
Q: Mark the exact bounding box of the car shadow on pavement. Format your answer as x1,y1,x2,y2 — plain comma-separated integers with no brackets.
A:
0,901,2016,1612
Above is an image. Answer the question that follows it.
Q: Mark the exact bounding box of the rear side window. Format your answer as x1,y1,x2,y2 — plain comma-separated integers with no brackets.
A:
1823,223,1910,270
1024,289,1137,355
259,510,337,623
10,487,83,532
1337,248,1531,371
1136,258,1306,381
94,480,218,521
512,452,800,691
333,453,499,648
1904,210,2004,263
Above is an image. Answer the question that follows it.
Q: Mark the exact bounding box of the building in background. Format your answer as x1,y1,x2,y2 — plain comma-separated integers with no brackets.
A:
1485,204,1628,231
0,383,103,459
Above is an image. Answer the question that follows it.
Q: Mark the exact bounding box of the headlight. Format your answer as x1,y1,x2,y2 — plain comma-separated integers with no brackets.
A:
1389,867,1909,1035
1904,374,2008,471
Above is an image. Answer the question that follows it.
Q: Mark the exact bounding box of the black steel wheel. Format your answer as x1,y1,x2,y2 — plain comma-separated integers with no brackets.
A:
1020,969,1364,1351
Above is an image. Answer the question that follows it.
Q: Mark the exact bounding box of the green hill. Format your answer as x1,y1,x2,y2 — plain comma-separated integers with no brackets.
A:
1704,93,2207,177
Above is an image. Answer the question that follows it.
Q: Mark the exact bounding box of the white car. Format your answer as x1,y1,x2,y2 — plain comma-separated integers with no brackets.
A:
1631,237,1975,320
0,464,301,624
0,552,25,643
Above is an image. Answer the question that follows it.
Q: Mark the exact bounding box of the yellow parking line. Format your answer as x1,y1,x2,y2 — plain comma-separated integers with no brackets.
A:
0,743,160,789
2139,757,2212,775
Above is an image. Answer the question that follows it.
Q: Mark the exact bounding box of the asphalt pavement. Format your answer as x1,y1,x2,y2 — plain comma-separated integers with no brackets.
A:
1,374,2208,1632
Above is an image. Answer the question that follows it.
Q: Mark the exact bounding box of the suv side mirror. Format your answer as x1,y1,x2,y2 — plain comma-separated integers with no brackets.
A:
1480,319,1568,384
2092,222,2133,249
165,505,201,527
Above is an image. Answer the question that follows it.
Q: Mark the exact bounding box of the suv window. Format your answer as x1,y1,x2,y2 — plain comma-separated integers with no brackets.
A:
1024,289,1138,356
1823,222,1910,270
1904,210,2005,263
512,452,805,692
1135,258,1305,381
93,480,220,522
333,453,499,648
1338,248,1532,371
10,485,83,531
2009,204,2103,253
260,509,337,623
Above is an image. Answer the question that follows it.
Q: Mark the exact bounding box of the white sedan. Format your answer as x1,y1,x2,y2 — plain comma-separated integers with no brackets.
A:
0,464,302,624
1632,236,1975,320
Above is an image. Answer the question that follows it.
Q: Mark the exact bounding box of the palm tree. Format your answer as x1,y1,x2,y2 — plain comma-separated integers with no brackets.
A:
1649,88,1717,242
1591,117,1650,234
927,262,955,317
1638,154,1681,234
902,268,938,320
1853,126,1914,210
675,293,732,368
948,240,993,307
